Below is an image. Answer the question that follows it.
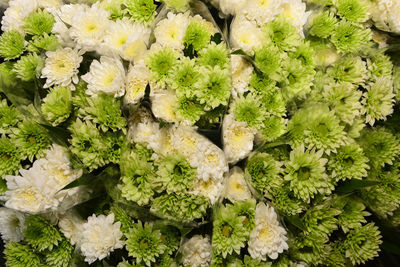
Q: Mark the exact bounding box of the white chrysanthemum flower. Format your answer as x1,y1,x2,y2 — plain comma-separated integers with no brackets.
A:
69,2,110,50
248,203,288,260
181,235,212,267
170,124,202,158
82,56,126,98
196,141,229,182
230,16,263,55
280,0,311,36
58,209,85,246
37,0,61,9
99,18,151,62
191,178,224,205
231,55,253,98
41,47,83,89
80,213,124,264
169,124,228,181
0,207,25,242
214,0,246,16
223,167,252,202
151,90,179,123
2,163,58,213
130,120,163,153
124,61,151,105
370,0,400,34
223,114,255,164
2,144,82,213
121,25,151,62
50,4,86,47
242,0,281,26
154,11,190,51
1,0,38,32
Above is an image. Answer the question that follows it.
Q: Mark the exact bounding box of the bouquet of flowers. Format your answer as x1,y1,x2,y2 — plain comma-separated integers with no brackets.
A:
0,0,400,266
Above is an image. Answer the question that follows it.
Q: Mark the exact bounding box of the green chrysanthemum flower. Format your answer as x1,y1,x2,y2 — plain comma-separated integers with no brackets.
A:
147,47,177,85
195,66,231,109
0,137,22,178
249,71,276,93
0,30,25,60
24,215,62,251
154,224,180,255
151,193,208,223
328,143,369,182
290,42,315,69
125,0,157,24
230,94,267,129
325,243,347,267
366,50,393,79
198,42,230,70
126,221,167,266
184,21,212,51
245,152,283,194
308,38,339,67
304,105,347,154
170,58,201,97
175,96,205,123
345,116,365,139
359,127,400,168
334,197,370,233
280,57,315,99
45,237,73,267
24,10,55,36
308,0,333,5
82,93,127,132
102,0,125,20
243,255,270,267
327,56,368,85
303,205,341,243
163,0,190,12
330,20,371,54
322,82,362,124
110,204,135,234
4,242,42,267
120,149,156,206
309,11,338,38
271,184,307,216
254,45,281,78
0,99,22,134
69,119,107,171
0,178,7,194
361,77,395,126
72,80,89,108
104,131,124,164
27,33,59,52
341,223,382,265
156,154,196,193
288,105,347,153
388,208,400,227
334,0,369,23
259,115,287,142
212,205,248,257
41,86,72,126
153,253,176,267
257,87,286,116
361,169,400,218
393,65,400,101
12,120,51,161
262,16,301,51
284,145,332,203
231,199,256,233
13,53,44,81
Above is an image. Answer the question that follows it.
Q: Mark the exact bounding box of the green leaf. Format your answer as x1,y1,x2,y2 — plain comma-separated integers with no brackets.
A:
231,49,248,56
336,179,380,193
286,215,306,231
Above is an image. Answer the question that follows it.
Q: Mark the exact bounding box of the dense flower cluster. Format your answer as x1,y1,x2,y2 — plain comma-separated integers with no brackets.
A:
0,0,399,266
